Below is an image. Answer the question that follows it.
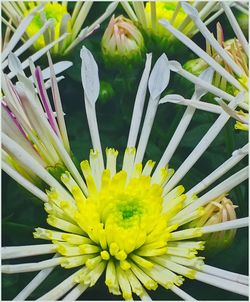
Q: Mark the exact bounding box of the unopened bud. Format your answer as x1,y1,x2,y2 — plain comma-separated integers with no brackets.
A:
101,15,144,67
190,195,237,256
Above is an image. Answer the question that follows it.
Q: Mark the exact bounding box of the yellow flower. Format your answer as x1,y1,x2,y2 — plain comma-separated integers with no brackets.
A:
33,147,204,299
25,2,71,50
144,2,186,36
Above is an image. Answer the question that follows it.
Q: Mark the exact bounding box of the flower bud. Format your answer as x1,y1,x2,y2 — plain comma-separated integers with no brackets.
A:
189,195,237,256
101,15,145,67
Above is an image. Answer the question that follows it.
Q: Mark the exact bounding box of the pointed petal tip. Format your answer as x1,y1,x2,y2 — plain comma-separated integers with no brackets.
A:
106,2,119,12
8,52,23,75
80,45,90,59
148,53,170,100
194,67,215,99
198,67,214,82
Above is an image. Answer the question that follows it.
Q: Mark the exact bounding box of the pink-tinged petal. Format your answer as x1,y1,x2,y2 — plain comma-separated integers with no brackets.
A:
47,52,70,153
2,75,30,126
103,15,115,40
2,101,27,139
216,22,224,48
1,101,41,159
35,66,61,137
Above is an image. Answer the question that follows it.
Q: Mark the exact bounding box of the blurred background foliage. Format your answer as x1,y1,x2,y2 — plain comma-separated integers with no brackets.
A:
2,2,248,300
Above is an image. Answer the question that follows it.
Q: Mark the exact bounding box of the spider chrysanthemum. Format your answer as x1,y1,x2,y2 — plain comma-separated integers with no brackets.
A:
1,46,248,300
32,147,203,299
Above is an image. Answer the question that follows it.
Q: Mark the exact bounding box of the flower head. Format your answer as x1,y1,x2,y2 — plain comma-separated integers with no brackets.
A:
120,1,224,54
102,15,144,66
33,147,203,299
2,46,248,301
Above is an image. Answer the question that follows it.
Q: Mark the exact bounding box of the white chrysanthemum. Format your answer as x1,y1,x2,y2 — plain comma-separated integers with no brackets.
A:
1,47,248,301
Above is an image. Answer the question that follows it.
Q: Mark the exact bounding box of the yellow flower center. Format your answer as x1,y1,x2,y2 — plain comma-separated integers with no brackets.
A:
76,169,167,259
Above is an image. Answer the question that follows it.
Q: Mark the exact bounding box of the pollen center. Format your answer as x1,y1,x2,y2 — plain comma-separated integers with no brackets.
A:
77,167,166,258
119,200,141,220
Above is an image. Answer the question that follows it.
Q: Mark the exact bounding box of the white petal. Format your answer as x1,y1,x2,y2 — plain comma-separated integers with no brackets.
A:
159,94,185,104
80,46,100,104
37,61,73,80
193,67,214,100
148,53,170,100
168,60,182,72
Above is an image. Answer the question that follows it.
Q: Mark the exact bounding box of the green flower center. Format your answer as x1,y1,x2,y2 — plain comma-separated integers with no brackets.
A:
117,199,142,221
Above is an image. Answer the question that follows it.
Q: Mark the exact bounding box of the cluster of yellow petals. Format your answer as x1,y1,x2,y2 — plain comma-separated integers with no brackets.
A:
34,148,205,300
144,2,186,35
25,2,71,49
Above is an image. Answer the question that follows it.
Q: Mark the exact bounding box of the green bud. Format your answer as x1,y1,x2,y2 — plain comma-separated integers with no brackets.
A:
189,196,237,257
101,15,145,67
